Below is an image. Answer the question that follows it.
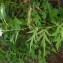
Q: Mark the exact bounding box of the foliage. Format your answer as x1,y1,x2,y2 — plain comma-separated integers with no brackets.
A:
0,0,63,63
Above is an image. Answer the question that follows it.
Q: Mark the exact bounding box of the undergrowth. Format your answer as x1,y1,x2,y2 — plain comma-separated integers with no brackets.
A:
0,0,63,63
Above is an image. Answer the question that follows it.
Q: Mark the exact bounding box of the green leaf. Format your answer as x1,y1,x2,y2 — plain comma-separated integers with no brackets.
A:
42,1,51,10
49,8,58,19
59,7,63,17
42,11,46,20
45,35,51,45
0,3,6,20
10,34,15,43
41,32,46,57
56,34,61,50
29,38,33,52
8,18,22,29
51,27,60,36
27,28,38,52
61,28,63,38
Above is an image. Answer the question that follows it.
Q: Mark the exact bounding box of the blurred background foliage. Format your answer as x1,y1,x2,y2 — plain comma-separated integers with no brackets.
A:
0,0,63,63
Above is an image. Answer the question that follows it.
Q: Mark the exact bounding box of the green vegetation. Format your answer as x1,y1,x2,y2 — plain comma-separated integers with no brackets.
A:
0,0,63,63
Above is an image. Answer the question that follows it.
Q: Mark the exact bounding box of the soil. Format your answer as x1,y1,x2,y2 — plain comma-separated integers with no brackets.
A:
46,47,63,63
49,0,63,7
